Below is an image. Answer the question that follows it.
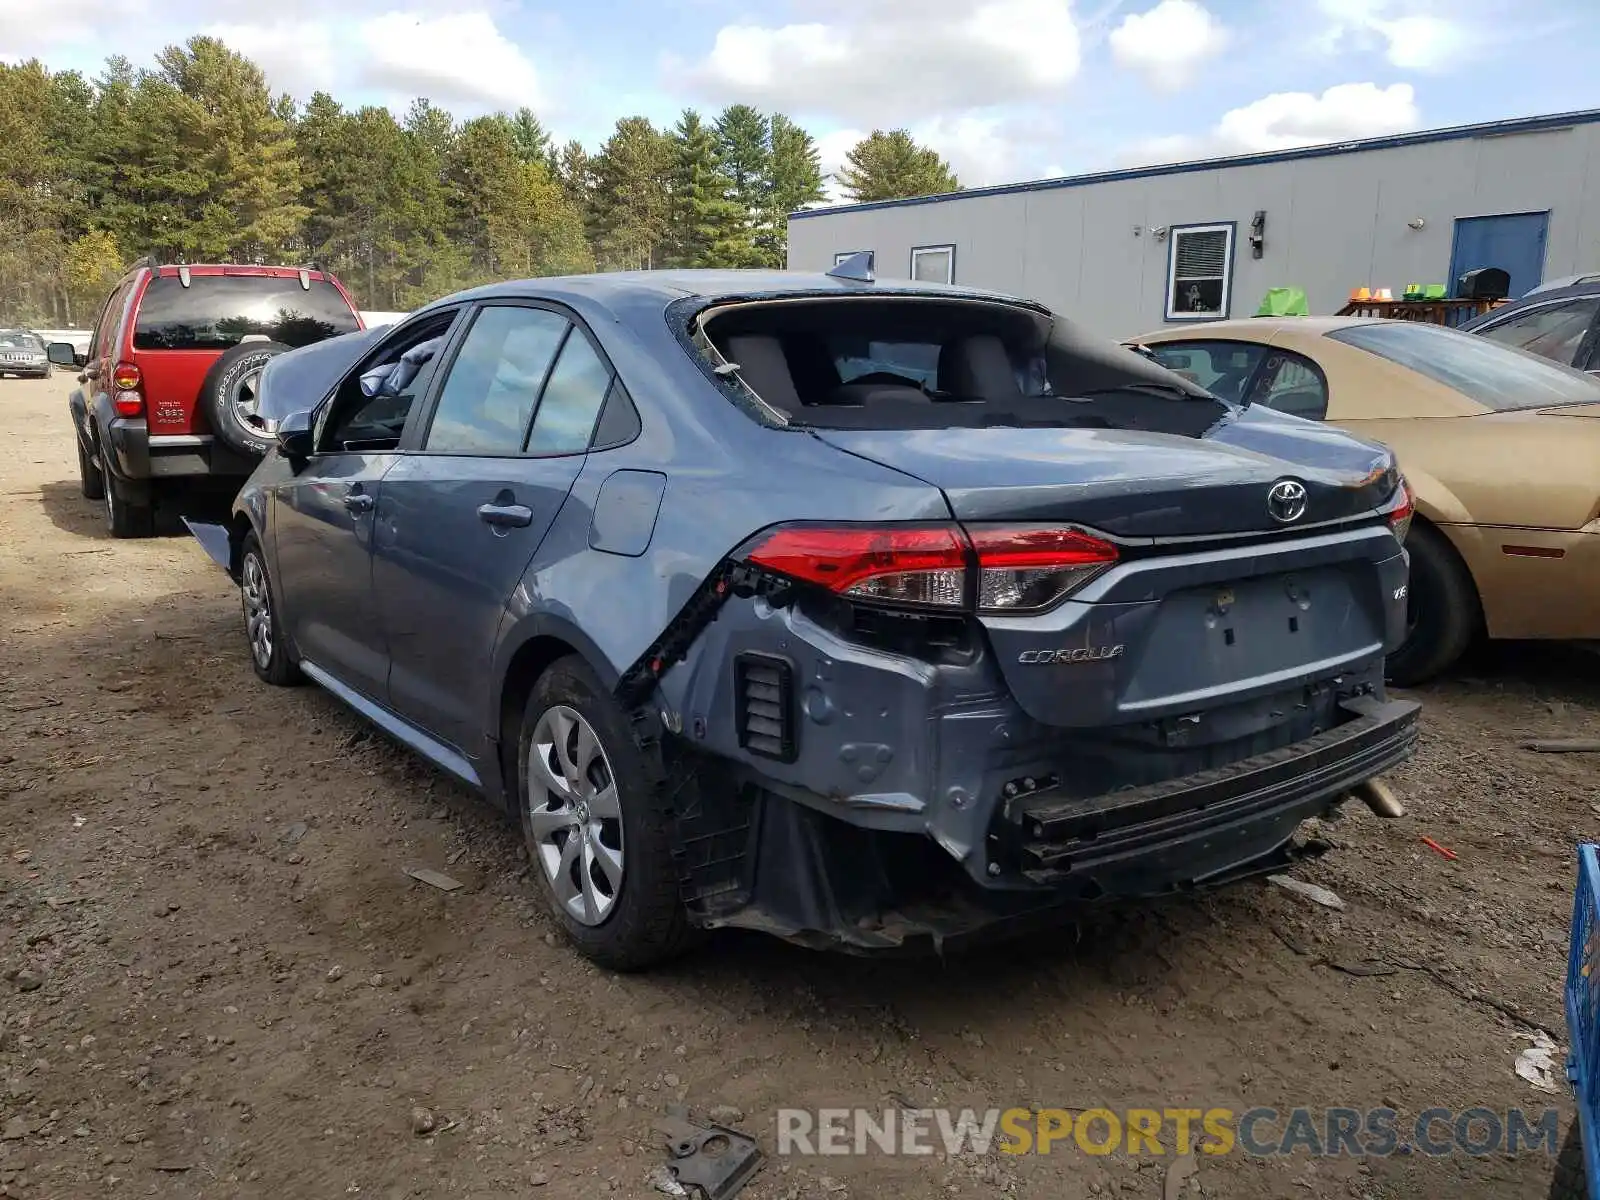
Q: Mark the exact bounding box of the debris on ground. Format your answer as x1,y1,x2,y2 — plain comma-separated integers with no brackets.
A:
649,1165,689,1196
1519,738,1600,753
1513,1032,1562,1093
655,1106,763,1200
1268,875,1345,910
1420,836,1458,861
403,866,463,892
410,1107,436,1136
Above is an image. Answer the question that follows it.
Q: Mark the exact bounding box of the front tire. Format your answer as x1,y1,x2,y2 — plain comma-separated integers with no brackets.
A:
76,438,104,500
1386,522,1479,686
518,658,693,971
99,452,154,539
239,534,303,686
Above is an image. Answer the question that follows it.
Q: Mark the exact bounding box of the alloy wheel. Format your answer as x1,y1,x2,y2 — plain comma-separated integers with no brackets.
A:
241,552,273,669
527,705,625,926
230,365,268,435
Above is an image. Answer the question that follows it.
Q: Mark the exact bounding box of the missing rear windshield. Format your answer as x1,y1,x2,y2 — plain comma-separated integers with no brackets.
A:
692,295,1226,434
134,275,360,352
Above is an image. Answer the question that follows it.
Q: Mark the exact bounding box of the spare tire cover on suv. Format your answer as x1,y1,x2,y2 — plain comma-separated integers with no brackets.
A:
201,341,290,456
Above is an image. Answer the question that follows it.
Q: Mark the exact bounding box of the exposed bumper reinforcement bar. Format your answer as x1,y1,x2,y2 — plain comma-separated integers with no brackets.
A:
1011,695,1421,884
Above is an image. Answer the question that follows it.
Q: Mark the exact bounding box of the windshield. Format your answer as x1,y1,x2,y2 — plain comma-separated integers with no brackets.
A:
1327,321,1600,411
0,330,42,350
134,275,360,351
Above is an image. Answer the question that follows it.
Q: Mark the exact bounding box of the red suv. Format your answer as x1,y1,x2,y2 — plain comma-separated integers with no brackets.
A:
48,259,363,537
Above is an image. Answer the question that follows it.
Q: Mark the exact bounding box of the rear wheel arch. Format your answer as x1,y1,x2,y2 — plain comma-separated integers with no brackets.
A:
225,512,258,581
494,624,622,810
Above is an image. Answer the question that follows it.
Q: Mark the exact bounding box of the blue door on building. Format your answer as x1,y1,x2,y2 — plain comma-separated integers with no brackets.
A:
1448,212,1549,299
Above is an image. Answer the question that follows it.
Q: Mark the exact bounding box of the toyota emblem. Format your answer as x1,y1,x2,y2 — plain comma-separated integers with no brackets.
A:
1267,479,1308,523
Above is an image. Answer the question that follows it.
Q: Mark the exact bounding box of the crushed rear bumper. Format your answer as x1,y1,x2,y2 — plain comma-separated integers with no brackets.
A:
687,696,1420,952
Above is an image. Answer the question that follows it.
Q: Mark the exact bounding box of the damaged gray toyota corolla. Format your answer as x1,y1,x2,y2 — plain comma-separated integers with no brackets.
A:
185,263,1420,970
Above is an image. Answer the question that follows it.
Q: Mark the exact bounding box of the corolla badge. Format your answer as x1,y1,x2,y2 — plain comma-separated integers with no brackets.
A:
1266,478,1309,523
1018,645,1125,664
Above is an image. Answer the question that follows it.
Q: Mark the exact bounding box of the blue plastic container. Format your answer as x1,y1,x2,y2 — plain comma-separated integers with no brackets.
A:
1567,843,1600,1197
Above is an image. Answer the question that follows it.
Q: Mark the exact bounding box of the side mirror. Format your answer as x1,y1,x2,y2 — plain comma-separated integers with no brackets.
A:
276,409,316,462
47,342,84,367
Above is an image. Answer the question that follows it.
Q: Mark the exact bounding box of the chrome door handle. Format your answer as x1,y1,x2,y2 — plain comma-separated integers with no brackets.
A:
477,502,533,528
343,492,375,514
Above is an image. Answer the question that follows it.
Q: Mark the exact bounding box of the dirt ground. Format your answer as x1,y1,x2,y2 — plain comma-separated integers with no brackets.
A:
0,375,1594,1200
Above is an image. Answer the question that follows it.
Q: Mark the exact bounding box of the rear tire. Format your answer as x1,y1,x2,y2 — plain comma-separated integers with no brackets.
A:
1386,522,1479,686
77,438,104,500
517,657,694,971
239,533,302,686
99,451,154,539
1550,1117,1586,1200
202,342,289,457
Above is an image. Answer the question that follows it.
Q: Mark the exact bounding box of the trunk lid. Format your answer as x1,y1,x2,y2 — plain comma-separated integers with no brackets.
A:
815,408,1406,729
811,405,1396,538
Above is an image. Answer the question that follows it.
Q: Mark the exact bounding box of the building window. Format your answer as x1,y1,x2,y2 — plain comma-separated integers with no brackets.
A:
1165,223,1235,321
834,250,874,270
910,245,954,284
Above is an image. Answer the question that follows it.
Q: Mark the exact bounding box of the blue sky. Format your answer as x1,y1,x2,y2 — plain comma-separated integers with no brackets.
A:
10,0,1599,196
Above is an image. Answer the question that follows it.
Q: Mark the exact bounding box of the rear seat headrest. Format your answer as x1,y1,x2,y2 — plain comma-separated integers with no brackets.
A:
938,335,1021,402
724,335,801,413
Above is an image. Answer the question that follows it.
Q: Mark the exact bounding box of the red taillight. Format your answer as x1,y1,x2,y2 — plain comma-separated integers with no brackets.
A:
967,524,1120,613
111,361,143,417
741,522,1120,613
1387,478,1413,545
744,525,968,609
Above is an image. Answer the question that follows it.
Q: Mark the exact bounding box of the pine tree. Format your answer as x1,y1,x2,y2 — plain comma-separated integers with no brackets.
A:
759,113,825,266
835,129,960,203
589,117,672,271
666,110,747,268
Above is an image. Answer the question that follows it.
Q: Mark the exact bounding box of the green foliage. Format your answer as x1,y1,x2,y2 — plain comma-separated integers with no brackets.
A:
0,40,831,324
836,130,960,203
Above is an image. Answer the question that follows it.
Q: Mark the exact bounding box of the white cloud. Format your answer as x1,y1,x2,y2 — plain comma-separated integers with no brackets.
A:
1316,0,1474,71
684,0,1081,124
204,21,339,99
1108,0,1228,91
1126,81,1421,163
357,12,545,111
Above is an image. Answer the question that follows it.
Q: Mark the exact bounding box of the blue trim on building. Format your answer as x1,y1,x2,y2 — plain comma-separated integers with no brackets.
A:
1163,221,1238,323
792,108,1600,221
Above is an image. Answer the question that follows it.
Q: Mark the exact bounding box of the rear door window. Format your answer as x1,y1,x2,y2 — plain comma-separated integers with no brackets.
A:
133,275,360,351
525,329,613,455
1146,341,1266,403
425,306,569,454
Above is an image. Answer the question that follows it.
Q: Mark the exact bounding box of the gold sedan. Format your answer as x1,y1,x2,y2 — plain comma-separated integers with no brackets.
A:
1131,317,1600,684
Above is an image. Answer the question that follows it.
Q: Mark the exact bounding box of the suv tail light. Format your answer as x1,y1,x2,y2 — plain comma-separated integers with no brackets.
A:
110,361,144,417
1386,478,1413,544
742,522,1120,615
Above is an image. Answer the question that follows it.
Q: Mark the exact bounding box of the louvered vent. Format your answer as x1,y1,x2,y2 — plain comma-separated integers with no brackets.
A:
734,653,796,762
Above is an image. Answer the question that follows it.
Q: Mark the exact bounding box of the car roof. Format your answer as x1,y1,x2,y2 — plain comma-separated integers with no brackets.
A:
1137,316,1382,341
1459,279,1600,329
419,269,1040,314
143,264,338,281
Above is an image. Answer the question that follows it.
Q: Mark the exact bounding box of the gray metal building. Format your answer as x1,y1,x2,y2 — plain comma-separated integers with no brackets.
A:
787,109,1600,338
